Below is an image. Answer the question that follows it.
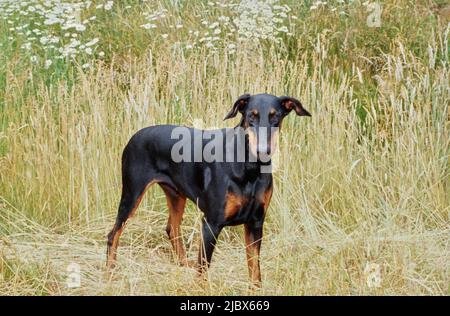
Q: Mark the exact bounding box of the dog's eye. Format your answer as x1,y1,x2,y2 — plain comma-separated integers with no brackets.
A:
270,112,279,124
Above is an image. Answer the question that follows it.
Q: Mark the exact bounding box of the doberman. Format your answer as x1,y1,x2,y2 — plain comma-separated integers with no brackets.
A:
106,93,311,286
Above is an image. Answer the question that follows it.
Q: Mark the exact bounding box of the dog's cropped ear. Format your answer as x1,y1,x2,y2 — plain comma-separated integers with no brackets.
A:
223,94,251,120
279,96,311,117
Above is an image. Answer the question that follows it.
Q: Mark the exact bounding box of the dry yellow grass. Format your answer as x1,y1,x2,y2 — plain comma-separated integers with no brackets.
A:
0,1,448,295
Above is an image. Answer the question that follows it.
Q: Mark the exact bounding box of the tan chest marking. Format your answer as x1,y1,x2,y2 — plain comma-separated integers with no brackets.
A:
224,193,248,220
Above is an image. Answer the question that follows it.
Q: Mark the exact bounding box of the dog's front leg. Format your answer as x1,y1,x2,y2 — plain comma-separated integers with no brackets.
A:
244,222,263,287
197,218,222,275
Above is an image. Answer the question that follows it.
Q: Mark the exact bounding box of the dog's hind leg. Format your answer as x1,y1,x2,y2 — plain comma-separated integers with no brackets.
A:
160,183,189,266
106,160,156,270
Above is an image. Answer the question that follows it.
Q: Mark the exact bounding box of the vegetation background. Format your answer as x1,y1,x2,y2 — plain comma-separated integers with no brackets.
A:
0,0,448,295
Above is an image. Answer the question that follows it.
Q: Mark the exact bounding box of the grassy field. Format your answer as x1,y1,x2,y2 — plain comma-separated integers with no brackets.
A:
0,0,448,295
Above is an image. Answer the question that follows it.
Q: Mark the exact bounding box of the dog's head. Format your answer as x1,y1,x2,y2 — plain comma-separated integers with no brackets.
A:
224,93,311,159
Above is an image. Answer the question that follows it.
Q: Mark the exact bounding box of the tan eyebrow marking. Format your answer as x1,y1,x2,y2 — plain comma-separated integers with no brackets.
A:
269,108,276,115
251,109,259,116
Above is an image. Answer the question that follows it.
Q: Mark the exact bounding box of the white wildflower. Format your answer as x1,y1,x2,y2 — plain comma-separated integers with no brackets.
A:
75,24,86,32
69,39,81,47
233,0,293,42
104,1,114,11
44,59,52,69
40,37,49,45
218,16,230,22
141,23,157,29
86,38,99,47
209,22,219,29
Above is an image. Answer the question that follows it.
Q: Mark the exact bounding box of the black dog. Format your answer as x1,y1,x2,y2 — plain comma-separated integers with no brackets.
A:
107,93,311,286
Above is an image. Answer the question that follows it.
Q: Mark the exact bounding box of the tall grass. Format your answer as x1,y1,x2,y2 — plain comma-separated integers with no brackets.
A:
0,0,448,295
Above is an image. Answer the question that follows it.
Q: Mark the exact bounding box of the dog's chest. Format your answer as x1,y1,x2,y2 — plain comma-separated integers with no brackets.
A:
223,181,271,224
